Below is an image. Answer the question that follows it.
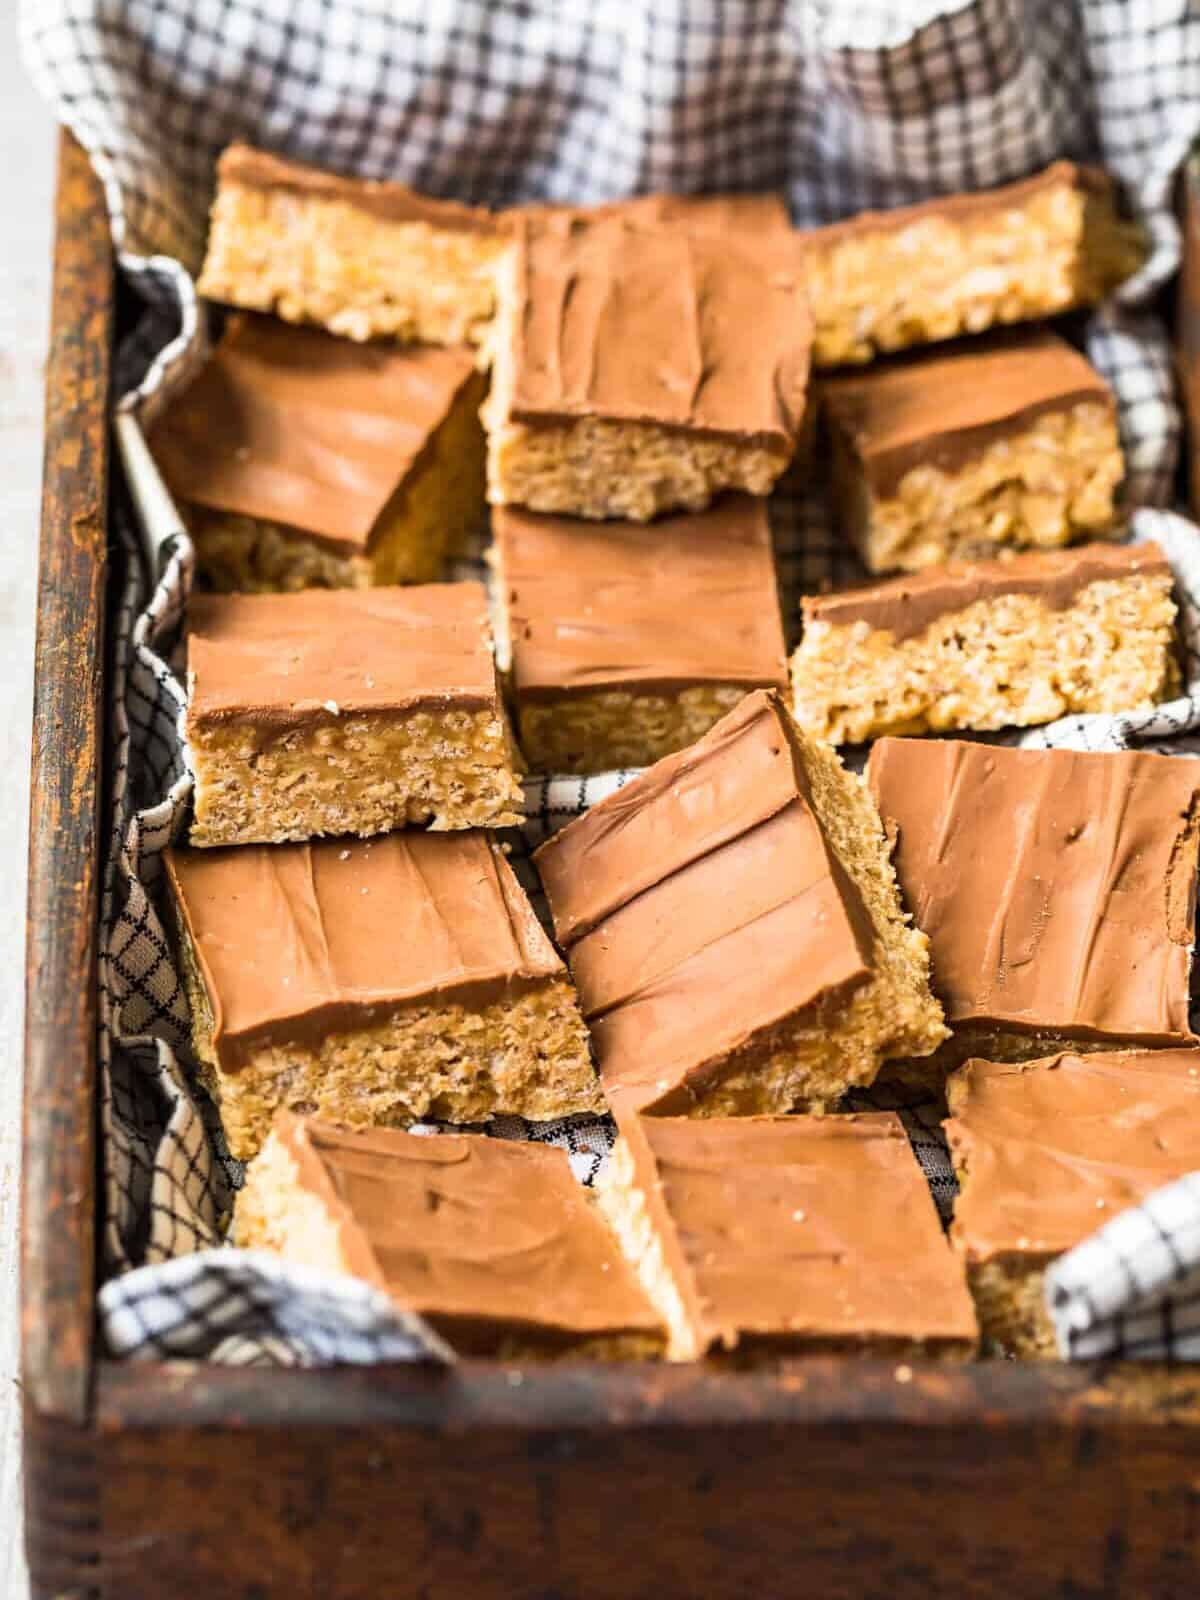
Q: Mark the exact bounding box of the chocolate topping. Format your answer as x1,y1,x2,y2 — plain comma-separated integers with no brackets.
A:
612,191,791,234
535,692,875,1112
167,833,562,1068
149,314,477,551
275,1114,662,1346
186,584,499,729
822,329,1114,495
804,540,1170,645
946,1050,1200,1263
868,738,1200,1044
494,497,788,698
805,160,1112,248
621,1110,977,1352
503,211,812,446
217,143,499,231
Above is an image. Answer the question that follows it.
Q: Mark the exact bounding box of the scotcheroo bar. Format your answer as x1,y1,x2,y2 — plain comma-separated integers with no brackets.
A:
823,330,1124,574
185,585,522,847
484,210,812,521
805,161,1144,368
868,737,1200,1085
945,1050,1200,1357
198,143,508,346
792,542,1178,745
168,834,602,1160
238,1114,664,1358
534,691,946,1117
150,314,486,592
596,1110,977,1362
493,496,789,774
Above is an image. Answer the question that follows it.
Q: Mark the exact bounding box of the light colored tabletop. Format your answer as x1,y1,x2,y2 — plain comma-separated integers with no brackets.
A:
1,36,56,1600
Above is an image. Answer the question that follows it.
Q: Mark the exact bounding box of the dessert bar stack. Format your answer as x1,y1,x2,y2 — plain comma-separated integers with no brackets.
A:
152,137,1200,1363
483,193,806,774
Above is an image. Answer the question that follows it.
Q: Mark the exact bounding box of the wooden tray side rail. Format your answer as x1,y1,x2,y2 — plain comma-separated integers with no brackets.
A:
23,129,111,1599
88,1360,1200,1598
22,130,1200,1600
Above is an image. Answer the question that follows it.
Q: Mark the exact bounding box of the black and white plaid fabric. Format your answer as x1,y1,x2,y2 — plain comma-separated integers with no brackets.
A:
20,0,1200,1364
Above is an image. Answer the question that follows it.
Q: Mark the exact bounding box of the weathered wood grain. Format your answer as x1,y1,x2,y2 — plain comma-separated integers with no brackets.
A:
23,128,110,1426
88,1359,1200,1599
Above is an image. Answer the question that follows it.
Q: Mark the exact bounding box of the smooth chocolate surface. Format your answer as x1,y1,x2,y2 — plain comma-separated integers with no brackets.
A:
946,1050,1200,1263
804,541,1170,644
535,692,875,1111
494,497,788,698
622,1110,977,1352
167,833,562,1067
217,143,499,231
805,160,1111,247
611,191,791,234
868,738,1200,1044
149,313,478,551
276,1113,662,1345
822,329,1114,495
186,584,498,728
502,210,812,445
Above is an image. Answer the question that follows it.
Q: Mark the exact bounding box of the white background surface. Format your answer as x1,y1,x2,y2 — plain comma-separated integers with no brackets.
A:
2,30,57,1600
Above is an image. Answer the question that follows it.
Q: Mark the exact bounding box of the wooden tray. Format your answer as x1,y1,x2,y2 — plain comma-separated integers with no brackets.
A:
24,129,1200,1600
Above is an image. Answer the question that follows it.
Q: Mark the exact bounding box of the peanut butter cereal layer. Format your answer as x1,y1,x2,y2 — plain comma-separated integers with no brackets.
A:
150,314,486,591
535,691,946,1117
198,144,508,346
168,835,602,1160
805,161,1144,368
792,542,1178,745
493,496,788,773
484,210,813,521
823,330,1124,574
185,585,523,847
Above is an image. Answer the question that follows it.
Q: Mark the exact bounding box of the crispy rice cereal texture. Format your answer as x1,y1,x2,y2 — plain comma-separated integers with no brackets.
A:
806,168,1144,368
963,1256,1060,1358
516,684,750,776
832,401,1125,575
481,215,810,521
484,407,794,523
684,730,948,1116
184,368,487,593
173,902,602,1163
536,694,946,1118
198,175,508,346
188,706,524,846
184,586,524,847
792,570,1179,745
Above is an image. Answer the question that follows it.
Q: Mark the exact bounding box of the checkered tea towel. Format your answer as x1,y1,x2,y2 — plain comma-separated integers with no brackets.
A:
20,0,1200,1365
